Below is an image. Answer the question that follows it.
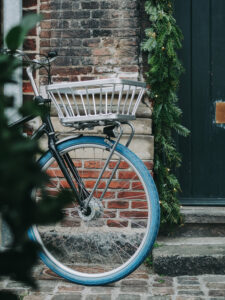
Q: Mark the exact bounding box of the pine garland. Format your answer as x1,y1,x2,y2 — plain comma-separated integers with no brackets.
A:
142,0,190,232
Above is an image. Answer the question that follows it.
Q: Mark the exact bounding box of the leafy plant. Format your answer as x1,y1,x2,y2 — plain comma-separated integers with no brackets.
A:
142,0,190,233
0,15,73,299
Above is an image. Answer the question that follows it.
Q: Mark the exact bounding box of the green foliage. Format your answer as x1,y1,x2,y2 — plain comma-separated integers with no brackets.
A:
145,255,153,267
0,15,73,298
6,14,42,51
142,0,190,232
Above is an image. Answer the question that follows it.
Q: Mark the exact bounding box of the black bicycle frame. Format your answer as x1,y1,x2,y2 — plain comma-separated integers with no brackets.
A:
10,112,87,208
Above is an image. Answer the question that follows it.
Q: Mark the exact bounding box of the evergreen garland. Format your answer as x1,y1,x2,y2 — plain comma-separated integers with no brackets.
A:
142,0,190,232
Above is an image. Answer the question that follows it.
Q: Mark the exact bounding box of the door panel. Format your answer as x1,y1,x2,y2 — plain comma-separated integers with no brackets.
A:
175,0,225,205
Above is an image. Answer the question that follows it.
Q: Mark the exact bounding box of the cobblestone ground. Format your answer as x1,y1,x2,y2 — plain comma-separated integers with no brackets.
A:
1,264,225,300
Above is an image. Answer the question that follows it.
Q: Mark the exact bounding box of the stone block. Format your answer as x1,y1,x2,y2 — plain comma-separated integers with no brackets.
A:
153,243,225,276
52,294,82,300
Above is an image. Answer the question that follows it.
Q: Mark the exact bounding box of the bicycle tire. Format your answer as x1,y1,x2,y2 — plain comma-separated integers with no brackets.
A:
28,136,160,285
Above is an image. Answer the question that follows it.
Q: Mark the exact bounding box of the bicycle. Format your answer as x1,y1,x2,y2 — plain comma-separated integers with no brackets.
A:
5,49,160,286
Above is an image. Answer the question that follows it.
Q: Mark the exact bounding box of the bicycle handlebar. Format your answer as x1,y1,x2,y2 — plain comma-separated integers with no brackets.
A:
1,48,58,96
1,48,58,69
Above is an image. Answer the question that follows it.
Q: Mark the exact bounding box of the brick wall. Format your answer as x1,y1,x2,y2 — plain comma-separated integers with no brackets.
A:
38,0,146,84
47,157,150,230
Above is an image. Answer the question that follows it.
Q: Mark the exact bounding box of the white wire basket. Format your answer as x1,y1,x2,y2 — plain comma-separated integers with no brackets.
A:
46,78,146,127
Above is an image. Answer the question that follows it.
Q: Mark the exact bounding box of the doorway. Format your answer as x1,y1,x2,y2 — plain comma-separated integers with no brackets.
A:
175,0,225,205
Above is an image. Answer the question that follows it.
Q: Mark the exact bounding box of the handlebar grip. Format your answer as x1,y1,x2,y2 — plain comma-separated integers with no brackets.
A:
34,96,51,105
48,51,58,58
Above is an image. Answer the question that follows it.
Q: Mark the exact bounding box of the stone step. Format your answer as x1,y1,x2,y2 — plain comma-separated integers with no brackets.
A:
170,207,225,237
181,207,225,224
153,237,225,276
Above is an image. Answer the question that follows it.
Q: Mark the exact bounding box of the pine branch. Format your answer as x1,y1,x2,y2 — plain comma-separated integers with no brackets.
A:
142,0,190,233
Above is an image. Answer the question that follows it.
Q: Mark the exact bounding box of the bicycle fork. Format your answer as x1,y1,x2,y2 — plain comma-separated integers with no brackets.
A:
38,114,86,209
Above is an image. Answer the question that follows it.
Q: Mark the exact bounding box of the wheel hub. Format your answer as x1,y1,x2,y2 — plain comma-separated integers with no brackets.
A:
78,198,103,221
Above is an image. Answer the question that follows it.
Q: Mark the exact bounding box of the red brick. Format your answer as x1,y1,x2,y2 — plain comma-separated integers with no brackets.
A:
83,38,101,47
69,76,79,81
80,76,97,81
119,39,138,47
120,211,148,218
103,210,116,218
102,171,113,179
118,171,138,180
53,76,71,82
84,161,105,169
107,220,128,227
132,182,144,190
84,180,106,189
108,201,129,209
23,38,36,51
60,180,78,189
108,161,129,169
40,39,50,47
108,181,130,189
50,160,82,169
40,3,51,10
41,12,51,19
144,161,154,170
94,191,115,199
92,48,112,56
80,170,100,178
40,21,51,29
120,66,139,72
49,162,59,168
73,67,93,75
46,169,64,178
40,30,51,38
27,27,37,37
23,82,34,93
118,191,146,200
131,201,148,209
103,38,114,47
73,160,82,168
93,56,118,66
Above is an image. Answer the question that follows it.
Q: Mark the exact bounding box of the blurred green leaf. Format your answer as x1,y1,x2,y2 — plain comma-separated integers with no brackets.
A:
6,14,42,50
0,13,73,296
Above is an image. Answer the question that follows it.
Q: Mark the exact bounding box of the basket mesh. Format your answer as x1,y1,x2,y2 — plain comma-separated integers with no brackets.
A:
46,78,146,126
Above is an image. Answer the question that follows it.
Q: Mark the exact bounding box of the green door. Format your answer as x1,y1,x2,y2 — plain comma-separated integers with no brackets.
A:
175,0,225,205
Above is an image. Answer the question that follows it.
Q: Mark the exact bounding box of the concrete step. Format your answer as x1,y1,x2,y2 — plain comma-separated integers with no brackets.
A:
153,237,225,276
181,207,225,224
171,207,225,237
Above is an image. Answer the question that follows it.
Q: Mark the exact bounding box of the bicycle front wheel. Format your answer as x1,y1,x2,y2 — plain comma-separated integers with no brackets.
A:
29,136,160,285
